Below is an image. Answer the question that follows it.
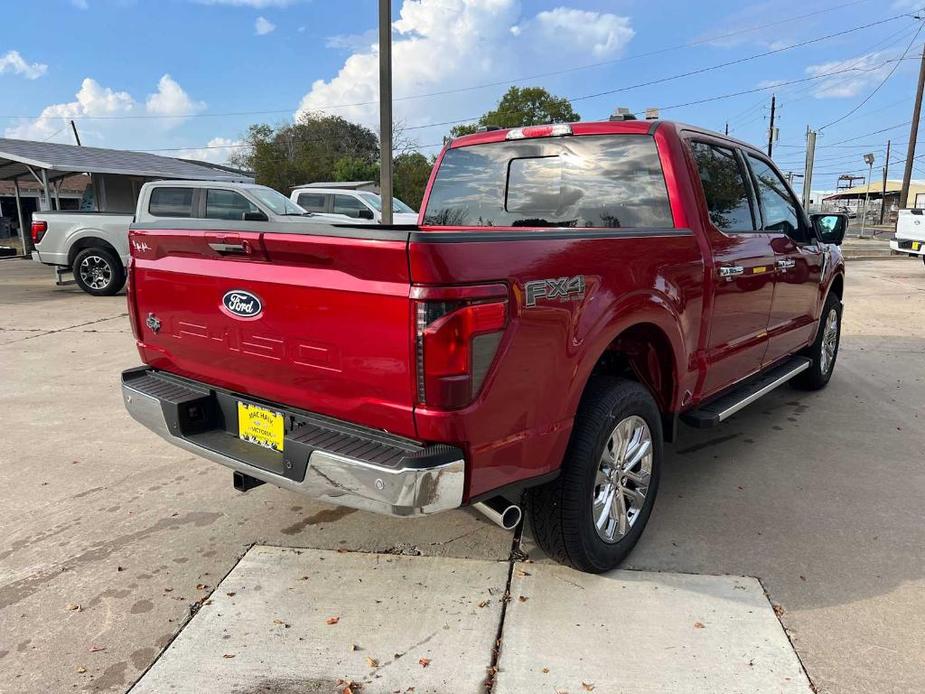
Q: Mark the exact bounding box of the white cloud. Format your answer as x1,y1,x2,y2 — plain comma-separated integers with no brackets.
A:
255,16,276,35
0,50,48,80
325,29,378,52
531,8,633,58
296,1,634,132
71,0,89,9
5,74,204,143
175,136,246,164
806,51,894,98
145,74,206,117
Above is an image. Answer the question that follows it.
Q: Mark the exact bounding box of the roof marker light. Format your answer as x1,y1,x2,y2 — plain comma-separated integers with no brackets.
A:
506,124,573,140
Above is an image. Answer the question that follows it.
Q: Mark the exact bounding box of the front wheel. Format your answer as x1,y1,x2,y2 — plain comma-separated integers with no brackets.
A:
72,247,126,296
793,292,842,390
527,377,662,573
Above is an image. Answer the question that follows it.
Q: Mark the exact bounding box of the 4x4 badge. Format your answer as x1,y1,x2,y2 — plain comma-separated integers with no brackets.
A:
524,275,586,307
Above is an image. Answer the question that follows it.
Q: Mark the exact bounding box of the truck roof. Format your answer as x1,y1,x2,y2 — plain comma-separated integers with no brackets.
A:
447,120,762,155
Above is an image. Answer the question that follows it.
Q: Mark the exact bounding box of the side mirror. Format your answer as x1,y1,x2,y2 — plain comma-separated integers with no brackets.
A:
811,213,848,245
241,211,268,222
357,208,375,220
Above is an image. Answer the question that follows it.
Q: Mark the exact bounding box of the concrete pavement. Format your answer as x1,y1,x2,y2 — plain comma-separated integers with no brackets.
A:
1,257,924,693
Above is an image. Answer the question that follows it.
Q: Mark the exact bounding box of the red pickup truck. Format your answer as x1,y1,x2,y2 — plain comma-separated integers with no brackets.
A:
122,120,847,572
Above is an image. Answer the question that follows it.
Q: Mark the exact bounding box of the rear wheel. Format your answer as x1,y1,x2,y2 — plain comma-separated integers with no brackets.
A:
792,292,842,391
527,377,662,573
72,247,125,296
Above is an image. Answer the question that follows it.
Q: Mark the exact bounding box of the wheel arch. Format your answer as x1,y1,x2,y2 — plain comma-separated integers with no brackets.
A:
68,236,121,267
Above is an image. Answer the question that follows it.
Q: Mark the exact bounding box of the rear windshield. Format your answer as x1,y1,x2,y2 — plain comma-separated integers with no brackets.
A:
423,134,673,229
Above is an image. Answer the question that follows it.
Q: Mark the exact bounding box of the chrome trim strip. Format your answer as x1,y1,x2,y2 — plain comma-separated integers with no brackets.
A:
122,384,464,518
715,360,811,422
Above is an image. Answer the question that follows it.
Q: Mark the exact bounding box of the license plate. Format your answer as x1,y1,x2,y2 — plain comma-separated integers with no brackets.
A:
238,402,284,452
913,241,921,251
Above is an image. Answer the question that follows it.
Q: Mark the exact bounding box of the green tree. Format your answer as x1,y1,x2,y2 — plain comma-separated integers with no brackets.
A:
231,112,379,192
393,152,434,210
334,156,379,183
449,86,580,138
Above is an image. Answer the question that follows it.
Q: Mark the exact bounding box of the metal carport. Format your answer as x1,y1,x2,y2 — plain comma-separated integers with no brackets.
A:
0,138,253,256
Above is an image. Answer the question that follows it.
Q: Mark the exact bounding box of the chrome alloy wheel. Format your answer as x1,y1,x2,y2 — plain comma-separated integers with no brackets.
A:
79,255,113,290
820,307,839,375
592,415,653,543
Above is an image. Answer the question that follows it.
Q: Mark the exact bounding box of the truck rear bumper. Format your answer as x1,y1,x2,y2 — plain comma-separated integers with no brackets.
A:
891,239,925,256
121,367,465,517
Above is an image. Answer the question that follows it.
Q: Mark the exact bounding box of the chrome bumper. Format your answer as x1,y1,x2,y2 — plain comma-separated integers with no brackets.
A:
121,369,464,517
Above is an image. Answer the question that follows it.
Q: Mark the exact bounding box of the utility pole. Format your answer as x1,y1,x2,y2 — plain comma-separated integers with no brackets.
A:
802,127,816,212
767,94,776,158
724,121,729,136
70,120,82,146
860,153,875,239
900,43,925,209
378,0,394,225
880,139,891,224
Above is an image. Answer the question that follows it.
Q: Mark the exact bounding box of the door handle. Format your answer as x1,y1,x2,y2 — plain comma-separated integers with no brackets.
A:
209,242,249,254
718,265,744,278
776,259,796,271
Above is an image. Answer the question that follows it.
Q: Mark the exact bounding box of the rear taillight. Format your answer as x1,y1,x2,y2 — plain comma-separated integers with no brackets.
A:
31,221,47,244
413,286,508,410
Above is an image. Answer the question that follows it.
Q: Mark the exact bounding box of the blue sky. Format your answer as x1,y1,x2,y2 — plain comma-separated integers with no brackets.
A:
1,0,923,193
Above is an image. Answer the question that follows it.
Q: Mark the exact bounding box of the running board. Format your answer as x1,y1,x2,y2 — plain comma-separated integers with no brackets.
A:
681,356,812,428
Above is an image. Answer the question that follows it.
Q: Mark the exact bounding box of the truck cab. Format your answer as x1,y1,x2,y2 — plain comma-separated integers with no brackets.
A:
289,185,418,224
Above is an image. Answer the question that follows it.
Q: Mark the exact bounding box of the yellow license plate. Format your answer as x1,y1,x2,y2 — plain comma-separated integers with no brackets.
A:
913,241,921,251
237,402,284,452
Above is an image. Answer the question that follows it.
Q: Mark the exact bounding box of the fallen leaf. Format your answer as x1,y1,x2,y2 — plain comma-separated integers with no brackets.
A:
542,667,550,674
116,566,124,572
88,646,105,653
418,657,431,668
478,600,490,608
582,682,595,691
195,584,209,591
326,616,340,625
226,592,236,597
350,644,359,651
76,666,87,674
773,604,785,618
65,603,80,612
273,619,285,625
222,654,235,659
518,595,529,602
516,569,531,577
693,622,705,629
365,656,379,668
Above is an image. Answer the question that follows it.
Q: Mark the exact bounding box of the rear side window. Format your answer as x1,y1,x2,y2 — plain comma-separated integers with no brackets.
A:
297,192,326,213
689,142,755,233
423,135,673,228
333,194,368,218
205,189,260,220
148,187,193,218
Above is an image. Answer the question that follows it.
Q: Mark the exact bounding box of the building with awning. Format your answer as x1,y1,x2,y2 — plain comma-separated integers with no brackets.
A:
0,138,253,253
823,179,925,213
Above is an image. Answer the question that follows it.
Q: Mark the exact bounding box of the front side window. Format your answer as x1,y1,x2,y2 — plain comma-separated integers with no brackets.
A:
297,193,326,213
358,192,416,214
205,189,260,220
333,194,369,218
250,186,306,215
148,187,194,218
689,142,755,232
747,155,800,234
423,134,673,228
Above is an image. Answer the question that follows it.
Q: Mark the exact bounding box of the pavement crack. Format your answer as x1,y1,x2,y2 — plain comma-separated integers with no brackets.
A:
485,512,524,692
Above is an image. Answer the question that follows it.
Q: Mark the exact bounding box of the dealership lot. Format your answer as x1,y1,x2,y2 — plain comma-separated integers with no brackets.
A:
1,257,923,693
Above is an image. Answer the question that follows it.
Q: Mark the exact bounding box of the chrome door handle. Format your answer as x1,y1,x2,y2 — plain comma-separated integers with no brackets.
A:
718,265,744,278
776,259,796,271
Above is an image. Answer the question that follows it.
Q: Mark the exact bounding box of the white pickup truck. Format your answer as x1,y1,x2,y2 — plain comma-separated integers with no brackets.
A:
891,209,925,268
31,181,328,295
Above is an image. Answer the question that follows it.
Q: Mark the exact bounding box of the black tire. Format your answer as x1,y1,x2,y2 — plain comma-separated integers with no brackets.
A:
72,247,125,296
792,292,842,391
527,377,662,573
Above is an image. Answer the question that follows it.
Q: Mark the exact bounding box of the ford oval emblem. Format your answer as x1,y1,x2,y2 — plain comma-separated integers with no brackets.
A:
222,290,263,320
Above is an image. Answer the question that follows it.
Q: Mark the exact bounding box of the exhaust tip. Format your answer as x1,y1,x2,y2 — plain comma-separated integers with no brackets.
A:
473,497,522,531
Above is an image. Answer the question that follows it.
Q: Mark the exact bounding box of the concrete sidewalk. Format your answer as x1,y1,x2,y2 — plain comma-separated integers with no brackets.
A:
131,547,809,694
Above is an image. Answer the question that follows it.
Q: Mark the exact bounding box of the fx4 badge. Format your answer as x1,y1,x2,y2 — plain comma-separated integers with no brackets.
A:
524,275,586,307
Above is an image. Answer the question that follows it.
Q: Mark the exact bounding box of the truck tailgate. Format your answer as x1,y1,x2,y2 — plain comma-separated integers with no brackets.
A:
128,227,416,436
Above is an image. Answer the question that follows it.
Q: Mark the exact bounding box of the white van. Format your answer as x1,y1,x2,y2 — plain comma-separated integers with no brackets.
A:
289,186,418,224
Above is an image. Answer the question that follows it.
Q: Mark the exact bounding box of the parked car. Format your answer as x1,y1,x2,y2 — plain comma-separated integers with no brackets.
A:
30,181,332,296
890,208,925,267
121,120,847,573
290,186,418,224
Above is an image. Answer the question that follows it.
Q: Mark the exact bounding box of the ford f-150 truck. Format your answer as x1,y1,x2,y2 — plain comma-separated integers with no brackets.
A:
121,120,847,572
891,208,925,266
